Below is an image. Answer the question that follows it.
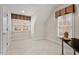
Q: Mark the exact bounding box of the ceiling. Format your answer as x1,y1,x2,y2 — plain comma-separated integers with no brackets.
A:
1,4,57,16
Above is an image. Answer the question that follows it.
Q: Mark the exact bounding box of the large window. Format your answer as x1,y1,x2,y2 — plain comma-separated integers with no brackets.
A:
56,4,75,38
57,13,74,38
11,14,31,32
12,19,31,32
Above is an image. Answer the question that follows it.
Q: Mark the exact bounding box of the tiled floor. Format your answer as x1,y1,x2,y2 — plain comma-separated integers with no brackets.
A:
7,39,62,55
6,31,79,55
6,31,62,55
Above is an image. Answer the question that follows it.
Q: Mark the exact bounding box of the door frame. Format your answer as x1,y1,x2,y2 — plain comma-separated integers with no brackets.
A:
0,6,9,55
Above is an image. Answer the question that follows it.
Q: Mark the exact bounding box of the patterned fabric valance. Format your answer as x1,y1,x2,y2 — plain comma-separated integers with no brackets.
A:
55,4,75,18
11,13,31,20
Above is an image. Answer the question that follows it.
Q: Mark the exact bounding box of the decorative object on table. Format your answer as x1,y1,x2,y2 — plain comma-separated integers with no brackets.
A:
63,32,71,42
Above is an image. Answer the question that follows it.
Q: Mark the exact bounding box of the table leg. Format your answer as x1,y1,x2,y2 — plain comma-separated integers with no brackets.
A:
74,50,76,55
62,39,64,55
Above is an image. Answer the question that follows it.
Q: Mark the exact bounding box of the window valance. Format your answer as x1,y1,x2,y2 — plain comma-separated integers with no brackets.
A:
11,13,31,20
55,4,75,18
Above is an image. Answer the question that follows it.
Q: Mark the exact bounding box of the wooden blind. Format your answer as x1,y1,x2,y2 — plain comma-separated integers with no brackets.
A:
66,4,75,14
55,10,61,17
60,8,66,16
11,13,31,20
55,4,75,18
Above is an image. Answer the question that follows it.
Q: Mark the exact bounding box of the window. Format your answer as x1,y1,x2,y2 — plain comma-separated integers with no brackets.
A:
11,14,31,32
56,4,75,38
12,19,31,32
57,13,74,38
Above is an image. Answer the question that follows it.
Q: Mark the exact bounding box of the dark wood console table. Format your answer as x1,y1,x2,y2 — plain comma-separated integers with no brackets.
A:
61,38,79,55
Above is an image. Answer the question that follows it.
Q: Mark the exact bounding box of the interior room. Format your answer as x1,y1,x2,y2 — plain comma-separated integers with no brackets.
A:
0,4,79,55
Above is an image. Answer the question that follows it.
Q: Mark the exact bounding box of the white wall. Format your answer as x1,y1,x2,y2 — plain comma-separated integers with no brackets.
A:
74,4,79,38
33,6,53,40
45,5,62,54
31,15,36,39
0,6,3,54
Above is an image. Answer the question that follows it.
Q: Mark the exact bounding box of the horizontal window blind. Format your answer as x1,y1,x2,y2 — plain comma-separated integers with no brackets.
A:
55,4,75,18
11,13,31,20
